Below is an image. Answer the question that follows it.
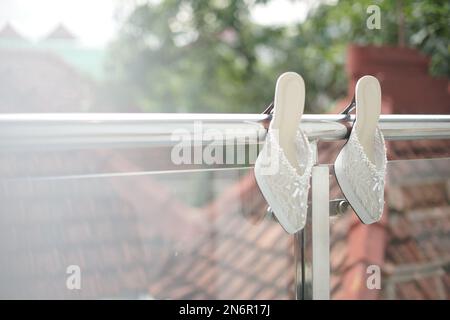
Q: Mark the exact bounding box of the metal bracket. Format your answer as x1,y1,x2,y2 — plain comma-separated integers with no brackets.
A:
329,199,349,216
267,198,348,218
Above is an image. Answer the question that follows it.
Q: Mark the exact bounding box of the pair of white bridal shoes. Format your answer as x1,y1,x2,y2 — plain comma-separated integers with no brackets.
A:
254,72,387,234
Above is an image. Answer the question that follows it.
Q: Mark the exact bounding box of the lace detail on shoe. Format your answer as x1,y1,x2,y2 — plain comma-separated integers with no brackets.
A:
256,127,313,231
341,126,387,221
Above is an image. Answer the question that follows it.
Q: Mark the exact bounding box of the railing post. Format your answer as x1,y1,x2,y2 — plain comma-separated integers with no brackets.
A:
311,164,330,300
295,140,331,300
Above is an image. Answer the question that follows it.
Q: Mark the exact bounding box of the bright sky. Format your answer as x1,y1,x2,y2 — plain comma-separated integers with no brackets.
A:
0,0,319,48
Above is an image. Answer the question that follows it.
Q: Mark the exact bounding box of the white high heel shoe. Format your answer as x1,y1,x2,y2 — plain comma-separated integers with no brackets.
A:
254,72,314,234
334,75,387,224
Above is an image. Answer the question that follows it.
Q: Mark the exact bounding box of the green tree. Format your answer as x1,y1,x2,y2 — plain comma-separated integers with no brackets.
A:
103,0,449,113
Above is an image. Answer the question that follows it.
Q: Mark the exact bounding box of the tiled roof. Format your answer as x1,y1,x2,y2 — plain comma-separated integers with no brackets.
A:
106,154,295,299
389,139,450,160
318,139,450,299
382,157,450,299
0,49,95,112
0,148,294,299
0,150,149,298
326,45,450,299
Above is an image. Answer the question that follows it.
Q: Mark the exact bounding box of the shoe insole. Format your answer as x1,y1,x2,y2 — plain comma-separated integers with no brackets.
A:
354,75,381,164
271,72,305,173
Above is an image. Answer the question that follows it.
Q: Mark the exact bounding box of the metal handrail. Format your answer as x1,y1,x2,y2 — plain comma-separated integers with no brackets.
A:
0,113,449,149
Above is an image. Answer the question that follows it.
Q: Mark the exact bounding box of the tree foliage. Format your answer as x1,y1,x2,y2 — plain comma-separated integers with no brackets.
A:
103,0,449,113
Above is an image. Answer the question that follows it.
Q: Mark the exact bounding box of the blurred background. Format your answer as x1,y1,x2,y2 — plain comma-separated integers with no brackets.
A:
0,0,449,300
0,0,448,113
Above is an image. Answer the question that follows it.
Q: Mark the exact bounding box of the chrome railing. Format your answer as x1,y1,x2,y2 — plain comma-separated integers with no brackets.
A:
1,114,449,149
